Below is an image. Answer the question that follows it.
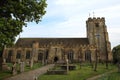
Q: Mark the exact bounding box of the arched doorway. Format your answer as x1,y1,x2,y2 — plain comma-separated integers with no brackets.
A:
85,50,91,62
54,56,59,62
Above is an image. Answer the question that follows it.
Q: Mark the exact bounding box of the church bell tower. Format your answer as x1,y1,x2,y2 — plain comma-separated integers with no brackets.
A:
86,17,112,61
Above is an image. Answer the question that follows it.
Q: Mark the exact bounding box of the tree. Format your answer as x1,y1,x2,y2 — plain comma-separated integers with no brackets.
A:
112,45,120,64
112,45,120,72
0,0,47,56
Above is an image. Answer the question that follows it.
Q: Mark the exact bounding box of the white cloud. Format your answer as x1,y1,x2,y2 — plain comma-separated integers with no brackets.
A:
108,27,120,48
20,0,120,48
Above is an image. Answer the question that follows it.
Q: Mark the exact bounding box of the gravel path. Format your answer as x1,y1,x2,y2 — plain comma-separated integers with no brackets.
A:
4,64,55,80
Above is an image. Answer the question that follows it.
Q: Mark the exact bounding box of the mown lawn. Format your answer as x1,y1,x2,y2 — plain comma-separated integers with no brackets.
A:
38,63,117,80
98,71,120,80
0,62,43,80
25,62,43,72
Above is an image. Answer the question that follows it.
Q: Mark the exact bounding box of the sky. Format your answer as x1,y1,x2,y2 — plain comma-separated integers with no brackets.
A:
20,0,120,49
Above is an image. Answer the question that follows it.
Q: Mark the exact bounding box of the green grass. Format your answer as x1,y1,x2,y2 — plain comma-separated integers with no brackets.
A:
38,63,117,80
25,63,43,71
0,62,43,80
0,70,12,80
98,72,120,80
0,63,12,80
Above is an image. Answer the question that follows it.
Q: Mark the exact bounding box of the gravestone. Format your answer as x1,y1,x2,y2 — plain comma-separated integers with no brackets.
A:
30,59,33,68
12,62,17,75
20,62,25,72
3,58,6,63
66,59,69,73
33,76,38,80
17,59,21,64
60,64,76,70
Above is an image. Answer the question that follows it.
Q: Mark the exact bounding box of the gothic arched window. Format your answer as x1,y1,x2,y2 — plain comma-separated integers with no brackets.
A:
85,50,91,62
16,50,21,59
67,50,74,61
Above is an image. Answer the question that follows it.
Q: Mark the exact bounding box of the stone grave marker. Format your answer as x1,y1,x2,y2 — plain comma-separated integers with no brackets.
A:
12,62,17,75
17,59,21,64
20,62,25,72
30,59,33,68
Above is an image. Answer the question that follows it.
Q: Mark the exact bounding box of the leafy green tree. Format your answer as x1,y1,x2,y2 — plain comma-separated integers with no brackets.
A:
0,0,47,56
112,45,120,72
112,45,120,64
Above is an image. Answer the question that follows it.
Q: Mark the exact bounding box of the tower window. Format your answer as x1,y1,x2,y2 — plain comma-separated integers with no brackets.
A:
95,23,99,27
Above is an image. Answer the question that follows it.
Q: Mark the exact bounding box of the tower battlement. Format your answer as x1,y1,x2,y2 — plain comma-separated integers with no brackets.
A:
86,17,105,23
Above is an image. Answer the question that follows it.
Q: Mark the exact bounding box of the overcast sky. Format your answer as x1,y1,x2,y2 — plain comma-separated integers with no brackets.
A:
20,0,120,48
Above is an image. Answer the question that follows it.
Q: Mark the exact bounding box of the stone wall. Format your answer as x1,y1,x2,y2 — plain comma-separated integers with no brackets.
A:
4,44,97,63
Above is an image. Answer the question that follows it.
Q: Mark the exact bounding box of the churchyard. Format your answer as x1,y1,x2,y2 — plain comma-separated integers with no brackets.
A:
0,56,119,80
0,61,119,80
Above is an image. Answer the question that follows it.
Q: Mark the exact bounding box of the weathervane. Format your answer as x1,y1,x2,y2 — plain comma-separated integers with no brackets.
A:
89,12,95,17
93,12,95,17
89,13,91,17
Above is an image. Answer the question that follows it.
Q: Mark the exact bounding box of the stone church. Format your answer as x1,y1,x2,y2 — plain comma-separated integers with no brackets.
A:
3,17,112,63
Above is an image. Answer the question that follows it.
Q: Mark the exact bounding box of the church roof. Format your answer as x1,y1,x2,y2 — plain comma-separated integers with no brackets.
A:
15,38,89,47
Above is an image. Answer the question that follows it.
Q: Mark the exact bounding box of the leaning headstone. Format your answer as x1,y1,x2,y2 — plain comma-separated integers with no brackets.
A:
30,59,33,69
3,58,6,63
12,62,17,75
66,59,69,74
20,62,25,73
